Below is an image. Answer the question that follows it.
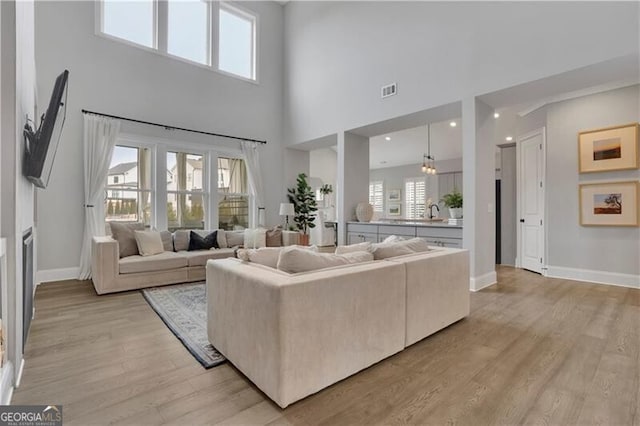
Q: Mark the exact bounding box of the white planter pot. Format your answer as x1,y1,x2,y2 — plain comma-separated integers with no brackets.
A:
449,207,463,219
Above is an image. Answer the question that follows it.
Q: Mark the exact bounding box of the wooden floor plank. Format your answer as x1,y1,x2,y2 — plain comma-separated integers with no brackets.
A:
12,267,640,425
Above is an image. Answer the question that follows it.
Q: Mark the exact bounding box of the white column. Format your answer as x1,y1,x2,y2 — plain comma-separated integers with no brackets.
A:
336,131,369,245
154,145,168,230
462,97,496,290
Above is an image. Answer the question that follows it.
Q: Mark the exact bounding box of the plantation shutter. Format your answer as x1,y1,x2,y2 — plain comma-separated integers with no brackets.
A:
369,181,384,213
405,177,426,219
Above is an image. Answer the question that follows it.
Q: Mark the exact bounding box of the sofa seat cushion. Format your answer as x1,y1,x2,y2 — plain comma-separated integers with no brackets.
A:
119,251,188,274
180,248,237,267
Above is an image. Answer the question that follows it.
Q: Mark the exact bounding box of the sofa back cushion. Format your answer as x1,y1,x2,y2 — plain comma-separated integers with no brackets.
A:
244,228,267,249
335,241,372,255
371,237,431,260
109,222,145,258
134,230,165,257
226,230,245,247
173,230,190,251
277,247,373,274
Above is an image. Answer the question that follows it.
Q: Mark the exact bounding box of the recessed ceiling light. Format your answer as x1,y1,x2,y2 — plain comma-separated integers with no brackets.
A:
449,121,457,127
505,136,513,141
385,136,391,141
494,112,500,118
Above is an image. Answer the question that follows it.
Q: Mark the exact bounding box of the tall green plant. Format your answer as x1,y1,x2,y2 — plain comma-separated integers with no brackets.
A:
287,173,318,234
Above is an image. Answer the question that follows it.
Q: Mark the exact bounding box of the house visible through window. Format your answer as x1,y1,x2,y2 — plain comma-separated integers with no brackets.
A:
218,157,250,230
105,145,152,226
98,0,257,81
167,151,206,231
369,181,384,213
405,177,426,220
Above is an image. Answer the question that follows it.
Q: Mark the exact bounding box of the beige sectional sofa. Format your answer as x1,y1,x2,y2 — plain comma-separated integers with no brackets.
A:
92,224,303,294
91,229,241,294
206,247,470,408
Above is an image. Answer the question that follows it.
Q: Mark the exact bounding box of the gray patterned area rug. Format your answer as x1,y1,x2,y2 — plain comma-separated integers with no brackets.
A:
141,282,226,368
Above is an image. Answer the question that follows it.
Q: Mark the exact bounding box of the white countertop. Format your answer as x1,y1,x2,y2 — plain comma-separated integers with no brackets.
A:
347,220,462,229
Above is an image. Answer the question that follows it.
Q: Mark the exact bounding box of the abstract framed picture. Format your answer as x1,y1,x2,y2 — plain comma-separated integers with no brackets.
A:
387,204,401,216
387,189,401,201
578,123,639,173
579,181,639,227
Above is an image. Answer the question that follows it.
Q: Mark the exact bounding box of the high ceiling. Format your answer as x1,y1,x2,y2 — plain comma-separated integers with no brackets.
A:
369,120,462,169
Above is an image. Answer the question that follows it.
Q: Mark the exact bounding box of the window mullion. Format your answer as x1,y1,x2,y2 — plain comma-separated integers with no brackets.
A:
157,0,168,53
211,1,220,70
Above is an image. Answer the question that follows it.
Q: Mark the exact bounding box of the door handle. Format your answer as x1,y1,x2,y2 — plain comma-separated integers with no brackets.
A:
520,219,525,223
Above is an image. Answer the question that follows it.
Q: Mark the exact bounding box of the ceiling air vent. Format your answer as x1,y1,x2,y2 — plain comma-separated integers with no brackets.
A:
381,82,397,99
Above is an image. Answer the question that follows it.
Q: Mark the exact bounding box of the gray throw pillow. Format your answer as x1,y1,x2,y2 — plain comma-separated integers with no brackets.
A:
109,222,144,258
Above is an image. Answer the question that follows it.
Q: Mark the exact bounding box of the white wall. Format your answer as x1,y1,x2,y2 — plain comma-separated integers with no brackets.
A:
35,1,285,275
309,148,336,191
545,85,639,280
1,0,36,394
284,1,638,144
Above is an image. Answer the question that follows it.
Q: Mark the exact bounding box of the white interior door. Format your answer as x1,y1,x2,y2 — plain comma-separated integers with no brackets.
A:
517,129,545,274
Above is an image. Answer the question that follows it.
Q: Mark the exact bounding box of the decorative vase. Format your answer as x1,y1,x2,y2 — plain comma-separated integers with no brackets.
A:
449,208,463,219
299,233,310,246
356,202,374,222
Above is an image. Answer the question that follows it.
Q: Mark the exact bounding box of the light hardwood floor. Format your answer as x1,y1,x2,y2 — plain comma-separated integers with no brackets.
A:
13,266,640,425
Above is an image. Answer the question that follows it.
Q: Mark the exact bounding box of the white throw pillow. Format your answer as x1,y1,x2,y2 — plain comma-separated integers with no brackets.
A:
371,237,431,260
244,228,267,249
134,230,165,257
277,247,373,274
237,247,282,268
399,237,431,253
216,229,227,249
371,243,414,260
383,235,406,243
335,241,373,255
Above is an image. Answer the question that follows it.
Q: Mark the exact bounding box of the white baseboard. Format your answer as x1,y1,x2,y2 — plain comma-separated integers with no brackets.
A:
0,361,14,405
546,266,640,289
15,359,24,389
470,271,497,292
36,267,79,285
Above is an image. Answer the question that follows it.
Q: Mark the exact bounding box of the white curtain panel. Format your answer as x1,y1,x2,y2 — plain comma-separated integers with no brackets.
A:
78,114,121,279
240,141,265,226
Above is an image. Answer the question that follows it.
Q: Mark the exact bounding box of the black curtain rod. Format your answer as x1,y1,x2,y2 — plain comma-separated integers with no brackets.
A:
81,109,267,144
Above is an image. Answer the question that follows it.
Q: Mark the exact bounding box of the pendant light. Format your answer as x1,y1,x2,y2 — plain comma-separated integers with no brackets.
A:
422,124,436,175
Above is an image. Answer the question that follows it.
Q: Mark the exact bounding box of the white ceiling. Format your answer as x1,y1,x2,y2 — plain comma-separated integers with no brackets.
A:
369,120,462,169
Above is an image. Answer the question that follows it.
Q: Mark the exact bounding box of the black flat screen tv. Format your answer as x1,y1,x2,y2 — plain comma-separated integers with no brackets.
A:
23,69,69,189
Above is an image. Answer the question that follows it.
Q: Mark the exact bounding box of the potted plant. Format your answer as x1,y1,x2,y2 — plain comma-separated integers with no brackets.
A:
287,173,318,245
441,188,463,219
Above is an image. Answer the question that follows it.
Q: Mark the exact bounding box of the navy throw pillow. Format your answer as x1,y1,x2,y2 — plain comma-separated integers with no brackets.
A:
188,231,218,251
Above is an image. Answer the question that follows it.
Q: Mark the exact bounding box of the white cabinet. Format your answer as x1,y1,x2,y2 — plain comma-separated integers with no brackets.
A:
347,223,378,244
346,222,462,248
416,226,463,248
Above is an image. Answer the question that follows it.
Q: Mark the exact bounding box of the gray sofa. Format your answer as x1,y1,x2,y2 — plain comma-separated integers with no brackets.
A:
206,247,470,408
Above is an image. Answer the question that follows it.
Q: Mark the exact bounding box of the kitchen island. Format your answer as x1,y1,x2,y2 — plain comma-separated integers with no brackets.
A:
346,220,463,248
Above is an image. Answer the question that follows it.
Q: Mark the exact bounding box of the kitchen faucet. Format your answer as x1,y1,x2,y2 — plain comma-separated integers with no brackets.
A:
428,203,440,219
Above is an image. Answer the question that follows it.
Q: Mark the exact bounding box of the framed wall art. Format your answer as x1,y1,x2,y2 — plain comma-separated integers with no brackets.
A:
387,204,401,216
579,181,639,227
578,123,639,173
387,189,401,201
